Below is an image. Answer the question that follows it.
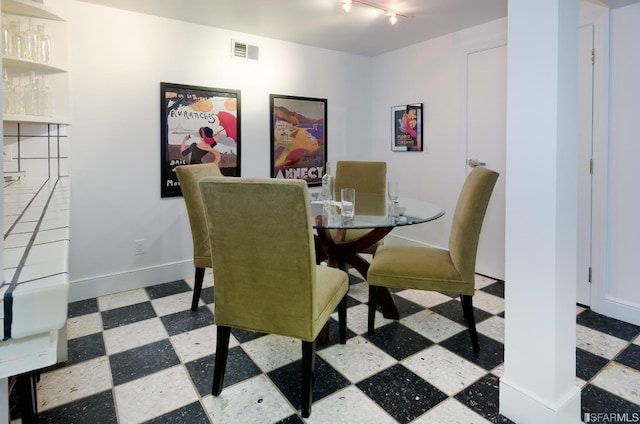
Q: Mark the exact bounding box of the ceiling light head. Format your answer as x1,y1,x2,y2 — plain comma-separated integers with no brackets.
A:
341,1,408,23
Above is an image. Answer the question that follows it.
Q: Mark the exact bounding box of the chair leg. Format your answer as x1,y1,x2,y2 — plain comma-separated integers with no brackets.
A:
301,340,316,418
368,285,378,335
212,326,231,396
191,267,205,311
338,295,347,344
460,295,480,353
17,372,38,424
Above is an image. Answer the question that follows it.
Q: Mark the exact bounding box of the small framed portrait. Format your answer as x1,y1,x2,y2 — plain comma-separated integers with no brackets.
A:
391,103,423,152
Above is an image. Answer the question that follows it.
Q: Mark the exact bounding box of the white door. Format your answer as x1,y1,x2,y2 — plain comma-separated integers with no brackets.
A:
577,24,594,306
466,29,595,301
466,45,507,281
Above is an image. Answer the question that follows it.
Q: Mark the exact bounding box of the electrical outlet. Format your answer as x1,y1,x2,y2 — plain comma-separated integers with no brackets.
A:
134,239,145,255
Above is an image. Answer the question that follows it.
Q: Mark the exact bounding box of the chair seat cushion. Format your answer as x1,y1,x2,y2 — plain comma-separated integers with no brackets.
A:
367,245,474,296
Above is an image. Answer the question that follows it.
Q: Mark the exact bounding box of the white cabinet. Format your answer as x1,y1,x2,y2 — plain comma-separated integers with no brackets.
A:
2,0,69,124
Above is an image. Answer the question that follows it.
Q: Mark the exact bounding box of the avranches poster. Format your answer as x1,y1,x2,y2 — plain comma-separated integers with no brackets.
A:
161,82,240,197
270,95,327,186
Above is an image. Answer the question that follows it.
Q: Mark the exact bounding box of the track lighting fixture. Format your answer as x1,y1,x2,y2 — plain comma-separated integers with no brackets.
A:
340,0,408,24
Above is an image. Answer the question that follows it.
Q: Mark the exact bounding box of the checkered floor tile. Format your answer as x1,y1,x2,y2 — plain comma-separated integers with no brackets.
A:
9,270,640,423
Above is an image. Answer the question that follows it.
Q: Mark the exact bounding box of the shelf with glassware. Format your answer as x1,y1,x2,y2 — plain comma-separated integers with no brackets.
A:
2,67,69,124
2,1,69,125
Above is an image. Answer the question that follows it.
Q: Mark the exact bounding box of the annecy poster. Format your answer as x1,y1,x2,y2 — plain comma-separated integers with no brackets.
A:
270,95,327,186
160,82,241,197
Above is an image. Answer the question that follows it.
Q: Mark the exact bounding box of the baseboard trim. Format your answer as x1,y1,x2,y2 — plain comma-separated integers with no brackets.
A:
68,261,192,302
593,295,640,326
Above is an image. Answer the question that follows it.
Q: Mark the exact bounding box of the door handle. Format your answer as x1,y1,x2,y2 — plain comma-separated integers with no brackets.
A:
468,158,486,168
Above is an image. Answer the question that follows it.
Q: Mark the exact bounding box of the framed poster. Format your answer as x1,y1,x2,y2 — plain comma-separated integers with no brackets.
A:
160,82,241,198
391,103,423,152
270,94,327,186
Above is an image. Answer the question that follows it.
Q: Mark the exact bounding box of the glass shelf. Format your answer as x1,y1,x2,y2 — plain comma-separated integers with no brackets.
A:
2,56,66,73
2,0,64,21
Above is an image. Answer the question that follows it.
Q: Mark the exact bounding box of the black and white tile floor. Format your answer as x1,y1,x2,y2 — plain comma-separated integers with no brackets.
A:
9,269,640,423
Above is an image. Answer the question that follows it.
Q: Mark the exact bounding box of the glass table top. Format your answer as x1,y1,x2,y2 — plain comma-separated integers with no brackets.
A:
311,193,444,230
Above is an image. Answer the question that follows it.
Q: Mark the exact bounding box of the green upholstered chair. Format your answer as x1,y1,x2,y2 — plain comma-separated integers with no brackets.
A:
332,161,387,256
198,177,349,418
175,163,223,311
367,167,499,352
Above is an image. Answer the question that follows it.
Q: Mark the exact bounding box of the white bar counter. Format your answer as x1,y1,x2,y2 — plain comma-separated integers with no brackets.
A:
0,176,70,377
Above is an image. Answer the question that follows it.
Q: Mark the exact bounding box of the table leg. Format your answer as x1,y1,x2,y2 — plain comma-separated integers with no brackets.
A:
315,227,400,320
377,287,399,320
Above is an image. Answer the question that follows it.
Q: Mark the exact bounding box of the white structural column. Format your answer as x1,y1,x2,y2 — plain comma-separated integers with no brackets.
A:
500,1,581,423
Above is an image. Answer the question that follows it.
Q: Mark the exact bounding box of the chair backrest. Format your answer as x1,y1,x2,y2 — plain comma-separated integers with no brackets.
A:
448,167,499,284
335,161,387,215
175,163,223,266
199,177,319,340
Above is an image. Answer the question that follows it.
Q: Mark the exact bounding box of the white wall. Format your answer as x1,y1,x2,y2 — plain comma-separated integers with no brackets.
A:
58,0,511,299
597,2,640,323
53,0,372,299
370,19,507,250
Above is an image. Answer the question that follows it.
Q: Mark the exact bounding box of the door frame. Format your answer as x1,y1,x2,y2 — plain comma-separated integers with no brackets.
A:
581,5,610,317
577,23,595,306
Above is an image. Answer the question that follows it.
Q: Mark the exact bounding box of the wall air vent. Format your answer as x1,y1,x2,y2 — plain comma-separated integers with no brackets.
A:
231,40,260,62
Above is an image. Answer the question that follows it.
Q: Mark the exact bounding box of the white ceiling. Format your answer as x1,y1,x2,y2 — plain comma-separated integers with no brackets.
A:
75,0,637,57
75,0,507,57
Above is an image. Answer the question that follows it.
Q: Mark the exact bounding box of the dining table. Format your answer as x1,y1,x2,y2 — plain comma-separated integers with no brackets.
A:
312,192,444,320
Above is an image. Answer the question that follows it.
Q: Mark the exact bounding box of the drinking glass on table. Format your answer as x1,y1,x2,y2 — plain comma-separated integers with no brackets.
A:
388,181,399,205
340,188,355,218
388,181,401,218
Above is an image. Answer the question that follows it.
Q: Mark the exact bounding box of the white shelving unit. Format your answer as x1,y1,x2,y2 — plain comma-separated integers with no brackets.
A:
2,0,70,179
2,0,70,124
1,4,71,420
